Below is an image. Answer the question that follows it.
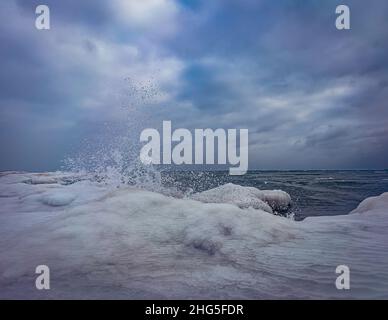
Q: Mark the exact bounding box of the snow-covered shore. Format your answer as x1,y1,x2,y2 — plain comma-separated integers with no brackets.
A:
0,172,387,299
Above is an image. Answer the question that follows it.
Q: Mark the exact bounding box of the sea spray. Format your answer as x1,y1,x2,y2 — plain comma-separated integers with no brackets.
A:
61,77,166,191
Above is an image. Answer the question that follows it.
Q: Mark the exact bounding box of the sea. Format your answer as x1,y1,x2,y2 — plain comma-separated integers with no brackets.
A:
162,170,388,219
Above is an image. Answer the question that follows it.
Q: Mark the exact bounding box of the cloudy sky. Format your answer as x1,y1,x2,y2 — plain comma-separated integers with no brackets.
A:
1,0,388,171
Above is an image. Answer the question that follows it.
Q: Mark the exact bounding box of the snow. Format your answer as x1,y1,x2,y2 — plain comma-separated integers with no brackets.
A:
0,172,387,299
40,192,76,207
190,183,291,213
350,192,388,215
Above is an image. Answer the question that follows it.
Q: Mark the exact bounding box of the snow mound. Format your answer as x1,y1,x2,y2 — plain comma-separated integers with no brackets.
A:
40,193,76,207
190,183,291,213
25,175,59,185
350,192,388,215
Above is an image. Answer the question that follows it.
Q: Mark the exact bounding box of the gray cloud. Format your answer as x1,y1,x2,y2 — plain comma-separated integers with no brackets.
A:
1,0,388,171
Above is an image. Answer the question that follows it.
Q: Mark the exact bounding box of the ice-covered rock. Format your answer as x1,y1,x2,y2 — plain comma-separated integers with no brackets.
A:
350,192,388,215
25,175,59,185
190,183,291,213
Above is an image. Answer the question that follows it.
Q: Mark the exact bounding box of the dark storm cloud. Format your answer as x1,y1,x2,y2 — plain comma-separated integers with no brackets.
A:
0,0,388,170
168,0,388,169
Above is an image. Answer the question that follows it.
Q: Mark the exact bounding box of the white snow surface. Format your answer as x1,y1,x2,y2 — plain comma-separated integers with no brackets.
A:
191,183,291,213
0,172,387,299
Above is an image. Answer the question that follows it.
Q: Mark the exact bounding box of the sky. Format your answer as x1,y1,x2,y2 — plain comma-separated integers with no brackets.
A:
0,0,388,171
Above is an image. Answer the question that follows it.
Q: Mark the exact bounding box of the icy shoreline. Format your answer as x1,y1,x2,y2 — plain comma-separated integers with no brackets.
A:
0,172,387,299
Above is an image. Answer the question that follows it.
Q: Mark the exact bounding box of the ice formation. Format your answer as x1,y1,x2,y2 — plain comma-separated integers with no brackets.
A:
0,172,387,299
190,183,291,213
350,192,388,215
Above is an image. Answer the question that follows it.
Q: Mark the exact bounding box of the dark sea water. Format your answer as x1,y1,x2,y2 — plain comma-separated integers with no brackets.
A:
162,170,388,220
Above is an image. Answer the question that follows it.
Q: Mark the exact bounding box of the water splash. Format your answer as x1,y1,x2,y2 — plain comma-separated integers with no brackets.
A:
62,77,165,191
